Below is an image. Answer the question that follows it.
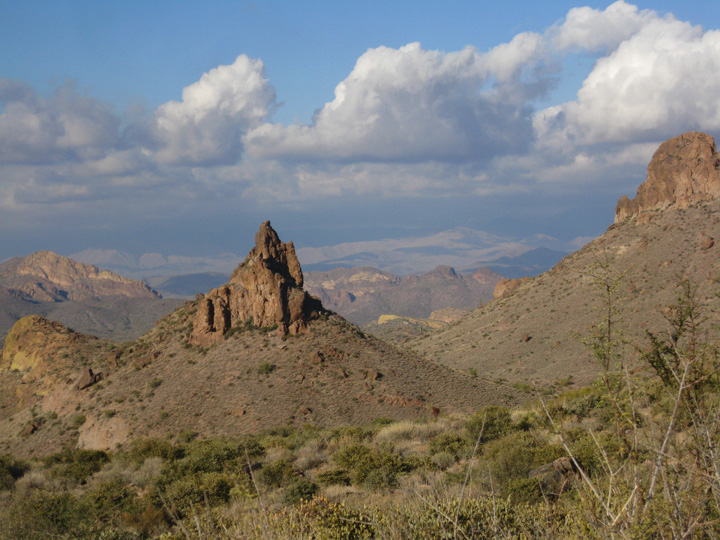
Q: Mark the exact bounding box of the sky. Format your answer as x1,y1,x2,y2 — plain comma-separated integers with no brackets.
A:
1,0,720,266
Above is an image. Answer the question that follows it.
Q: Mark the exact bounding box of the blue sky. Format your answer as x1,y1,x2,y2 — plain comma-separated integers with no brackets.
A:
1,1,720,267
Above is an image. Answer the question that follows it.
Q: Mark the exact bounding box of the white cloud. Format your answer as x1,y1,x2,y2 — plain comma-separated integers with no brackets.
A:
246,41,542,164
539,9,720,146
0,80,120,164
552,1,659,51
148,55,276,165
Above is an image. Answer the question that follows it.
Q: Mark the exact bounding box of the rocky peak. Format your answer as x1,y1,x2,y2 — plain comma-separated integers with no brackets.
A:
424,265,458,280
615,132,720,223
0,251,160,301
231,220,304,289
191,221,323,346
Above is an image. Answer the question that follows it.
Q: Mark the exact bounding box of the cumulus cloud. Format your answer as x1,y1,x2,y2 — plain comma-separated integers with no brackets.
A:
147,55,276,165
551,1,659,51
246,41,544,164
0,80,120,164
539,4,720,147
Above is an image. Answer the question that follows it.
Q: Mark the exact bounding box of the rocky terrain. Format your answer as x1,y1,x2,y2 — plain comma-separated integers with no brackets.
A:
305,265,501,325
0,222,519,458
412,131,720,387
0,251,160,302
0,252,182,342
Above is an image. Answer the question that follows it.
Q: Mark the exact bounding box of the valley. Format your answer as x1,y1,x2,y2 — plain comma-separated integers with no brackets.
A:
1,131,720,539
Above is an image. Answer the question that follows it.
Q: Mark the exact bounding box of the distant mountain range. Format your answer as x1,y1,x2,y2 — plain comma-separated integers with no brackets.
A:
68,227,571,282
305,265,503,325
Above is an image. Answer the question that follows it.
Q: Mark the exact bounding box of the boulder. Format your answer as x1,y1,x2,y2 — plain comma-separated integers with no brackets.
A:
75,368,102,390
615,132,720,222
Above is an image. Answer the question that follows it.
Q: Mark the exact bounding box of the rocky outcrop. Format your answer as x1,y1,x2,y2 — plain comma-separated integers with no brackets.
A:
493,277,529,300
190,221,323,345
615,132,720,222
0,251,160,302
1,315,96,400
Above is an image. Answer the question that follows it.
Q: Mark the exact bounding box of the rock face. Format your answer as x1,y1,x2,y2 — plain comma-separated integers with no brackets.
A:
0,251,160,302
493,277,529,300
190,221,323,345
615,132,720,222
1,315,95,401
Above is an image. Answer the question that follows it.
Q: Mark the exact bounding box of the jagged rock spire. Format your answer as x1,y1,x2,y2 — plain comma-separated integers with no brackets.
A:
190,221,322,346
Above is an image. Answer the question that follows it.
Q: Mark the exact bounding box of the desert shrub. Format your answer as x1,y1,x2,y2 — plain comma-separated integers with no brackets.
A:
315,468,351,486
123,438,180,465
164,471,233,514
388,496,523,539
428,431,467,458
0,454,29,491
44,447,110,485
276,496,375,539
284,477,318,505
430,451,455,470
86,478,139,521
482,432,563,489
257,459,295,488
257,362,275,374
332,443,410,490
70,413,87,429
466,406,514,443
3,490,90,539
294,439,327,471
375,420,444,444
504,476,546,504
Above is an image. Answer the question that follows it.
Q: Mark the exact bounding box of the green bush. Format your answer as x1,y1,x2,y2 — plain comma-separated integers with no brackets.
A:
284,477,318,504
5,490,89,539
86,478,138,520
0,454,29,491
278,496,375,539
333,444,409,490
257,459,294,488
316,468,351,486
257,362,275,375
429,432,467,458
164,471,233,514
466,406,514,443
44,448,110,485
123,438,180,465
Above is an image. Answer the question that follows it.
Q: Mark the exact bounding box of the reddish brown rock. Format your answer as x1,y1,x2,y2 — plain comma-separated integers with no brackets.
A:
615,132,720,223
190,221,324,346
493,278,529,300
75,368,102,390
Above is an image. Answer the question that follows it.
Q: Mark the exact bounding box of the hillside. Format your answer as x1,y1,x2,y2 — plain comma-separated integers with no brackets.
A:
0,251,181,341
0,251,160,302
305,265,501,325
412,131,720,387
0,222,520,458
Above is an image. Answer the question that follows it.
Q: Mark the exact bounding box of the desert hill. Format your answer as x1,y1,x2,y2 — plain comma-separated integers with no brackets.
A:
411,131,720,388
304,265,501,326
0,251,160,302
0,222,520,457
0,251,182,342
